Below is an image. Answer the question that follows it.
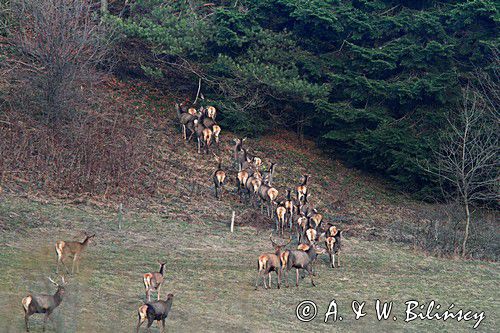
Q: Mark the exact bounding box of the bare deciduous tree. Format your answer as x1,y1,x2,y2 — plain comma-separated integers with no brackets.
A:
424,64,499,257
9,0,112,122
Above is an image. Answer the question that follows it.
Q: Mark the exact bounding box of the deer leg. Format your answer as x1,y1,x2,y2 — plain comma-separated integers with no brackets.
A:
161,318,166,333
277,270,281,289
71,254,78,274
332,254,336,268
285,268,290,288
136,316,145,333
146,288,151,302
146,318,154,332
157,284,161,300
268,273,272,289
308,266,316,287
182,125,186,140
296,268,299,287
329,253,334,268
255,270,261,290
337,251,340,267
60,255,70,274
25,313,30,332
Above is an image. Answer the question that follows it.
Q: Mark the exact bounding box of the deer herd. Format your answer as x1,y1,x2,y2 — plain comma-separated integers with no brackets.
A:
20,101,345,332
175,101,346,290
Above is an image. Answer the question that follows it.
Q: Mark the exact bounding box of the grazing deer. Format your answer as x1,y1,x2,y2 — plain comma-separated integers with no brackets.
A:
255,235,291,290
258,183,279,218
143,261,167,302
136,293,174,333
296,174,310,203
55,233,95,274
213,156,226,199
22,277,66,332
275,204,286,236
284,189,294,231
175,103,196,140
284,243,325,288
194,119,213,154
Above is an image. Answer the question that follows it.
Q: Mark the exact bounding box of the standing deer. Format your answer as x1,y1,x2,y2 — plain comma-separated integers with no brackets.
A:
206,106,217,120
283,243,325,288
143,261,167,301
22,277,66,332
262,162,276,186
245,172,262,207
296,174,310,203
55,233,95,274
136,293,174,333
175,103,196,140
276,203,287,236
194,119,213,154
255,235,291,290
325,225,344,268
258,183,279,218
284,189,294,231
213,155,226,199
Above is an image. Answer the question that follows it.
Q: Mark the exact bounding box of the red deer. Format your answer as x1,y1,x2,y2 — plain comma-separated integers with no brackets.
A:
275,204,286,236
308,208,323,231
262,162,276,186
55,233,95,274
255,235,291,290
22,277,66,332
325,225,345,268
206,105,217,120
175,103,197,140
194,118,213,154
213,156,226,199
143,261,166,301
244,171,262,207
296,213,308,243
296,174,310,203
212,124,221,147
136,294,174,333
237,169,249,201
258,183,279,218
284,189,294,231
283,244,325,288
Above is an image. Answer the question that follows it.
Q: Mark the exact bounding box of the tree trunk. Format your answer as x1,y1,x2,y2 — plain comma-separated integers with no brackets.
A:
461,200,470,258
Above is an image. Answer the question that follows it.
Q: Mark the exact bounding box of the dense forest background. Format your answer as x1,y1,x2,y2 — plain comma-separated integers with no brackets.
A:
0,0,498,199
105,0,499,198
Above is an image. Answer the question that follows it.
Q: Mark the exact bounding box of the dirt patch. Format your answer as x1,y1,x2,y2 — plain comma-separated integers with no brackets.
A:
235,209,274,230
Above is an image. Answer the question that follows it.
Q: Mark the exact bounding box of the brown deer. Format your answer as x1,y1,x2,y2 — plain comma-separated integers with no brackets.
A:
22,277,66,332
55,233,95,274
257,183,279,218
237,169,249,201
143,261,167,302
175,103,196,140
276,204,286,236
136,293,174,333
213,156,226,199
255,235,291,290
296,174,310,203
212,124,221,146
194,119,213,154
284,243,325,287
284,189,294,231
325,225,345,268
206,105,217,120
244,171,262,207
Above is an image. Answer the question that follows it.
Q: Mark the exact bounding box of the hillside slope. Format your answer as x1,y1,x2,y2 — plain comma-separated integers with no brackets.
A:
0,195,498,332
0,79,498,332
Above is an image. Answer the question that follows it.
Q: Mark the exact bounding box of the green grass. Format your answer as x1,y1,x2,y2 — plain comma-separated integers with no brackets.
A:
0,196,498,332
